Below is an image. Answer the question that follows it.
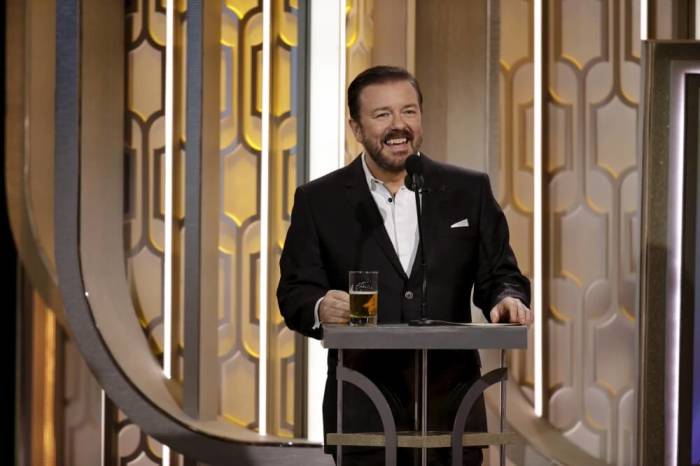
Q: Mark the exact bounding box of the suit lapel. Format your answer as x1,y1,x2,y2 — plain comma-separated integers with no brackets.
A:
344,156,408,280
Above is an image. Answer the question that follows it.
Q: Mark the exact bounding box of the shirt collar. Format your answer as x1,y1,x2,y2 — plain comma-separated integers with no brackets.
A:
360,153,382,191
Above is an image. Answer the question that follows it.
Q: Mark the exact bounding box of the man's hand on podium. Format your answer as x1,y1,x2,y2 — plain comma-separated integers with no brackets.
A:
319,289,350,324
490,296,533,325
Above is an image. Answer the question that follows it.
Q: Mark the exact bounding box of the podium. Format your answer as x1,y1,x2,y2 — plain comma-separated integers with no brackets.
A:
322,324,528,466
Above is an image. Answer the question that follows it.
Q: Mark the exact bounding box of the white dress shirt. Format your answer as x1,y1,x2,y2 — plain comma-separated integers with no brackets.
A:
313,154,420,328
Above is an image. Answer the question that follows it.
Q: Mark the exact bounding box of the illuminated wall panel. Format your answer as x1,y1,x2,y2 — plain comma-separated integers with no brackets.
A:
123,0,173,463
218,0,302,437
499,1,639,463
125,0,169,365
268,0,302,437
499,0,536,401
345,0,374,164
124,0,302,441
218,0,264,433
548,1,638,463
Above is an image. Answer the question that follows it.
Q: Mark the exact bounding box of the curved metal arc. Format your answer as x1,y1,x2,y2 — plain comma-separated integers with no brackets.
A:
338,366,398,466
451,368,506,466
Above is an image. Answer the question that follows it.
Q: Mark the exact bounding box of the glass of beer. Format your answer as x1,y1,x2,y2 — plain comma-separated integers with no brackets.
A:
349,271,378,326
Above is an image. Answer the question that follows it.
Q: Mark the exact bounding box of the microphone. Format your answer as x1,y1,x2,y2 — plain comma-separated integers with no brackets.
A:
404,154,424,191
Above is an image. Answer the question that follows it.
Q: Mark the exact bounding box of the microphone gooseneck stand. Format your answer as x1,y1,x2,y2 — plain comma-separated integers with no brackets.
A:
409,177,436,326
405,155,441,326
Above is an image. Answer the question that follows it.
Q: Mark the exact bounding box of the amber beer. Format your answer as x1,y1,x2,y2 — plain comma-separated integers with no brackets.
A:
348,271,378,326
349,291,378,325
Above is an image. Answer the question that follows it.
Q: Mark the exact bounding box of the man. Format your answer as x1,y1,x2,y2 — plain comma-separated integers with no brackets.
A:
277,66,532,465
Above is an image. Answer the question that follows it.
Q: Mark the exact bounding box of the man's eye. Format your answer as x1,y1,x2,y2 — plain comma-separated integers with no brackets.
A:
404,109,417,115
375,112,389,118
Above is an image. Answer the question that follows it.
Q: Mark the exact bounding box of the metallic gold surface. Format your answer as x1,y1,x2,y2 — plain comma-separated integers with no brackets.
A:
42,308,57,466
345,0,374,163
326,431,520,448
5,0,64,316
27,292,57,466
122,0,303,438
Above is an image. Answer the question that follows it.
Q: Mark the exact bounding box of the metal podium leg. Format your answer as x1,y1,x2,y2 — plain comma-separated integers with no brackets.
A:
337,349,343,466
450,368,507,466
337,366,398,465
500,350,506,466
422,349,427,466
414,350,420,432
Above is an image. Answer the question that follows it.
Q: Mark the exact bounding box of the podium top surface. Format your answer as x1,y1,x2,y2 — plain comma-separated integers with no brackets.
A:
321,323,528,350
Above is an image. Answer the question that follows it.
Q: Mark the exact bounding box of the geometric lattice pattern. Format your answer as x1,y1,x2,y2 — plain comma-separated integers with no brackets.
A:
547,1,638,463
123,0,175,463
500,1,638,464
124,0,302,443
124,0,170,365
498,0,537,404
218,0,301,437
345,0,374,163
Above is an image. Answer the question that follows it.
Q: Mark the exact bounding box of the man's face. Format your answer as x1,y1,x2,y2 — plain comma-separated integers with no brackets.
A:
349,80,423,173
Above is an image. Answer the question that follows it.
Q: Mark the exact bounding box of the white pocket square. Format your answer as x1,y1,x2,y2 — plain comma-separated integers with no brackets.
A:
450,218,470,228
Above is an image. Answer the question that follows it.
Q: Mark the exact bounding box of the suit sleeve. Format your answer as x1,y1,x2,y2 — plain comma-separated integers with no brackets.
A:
276,186,329,340
472,173,531,319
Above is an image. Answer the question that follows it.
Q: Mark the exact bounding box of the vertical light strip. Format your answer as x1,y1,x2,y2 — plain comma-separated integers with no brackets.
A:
163,0,174,381
338,0,347,167
161,444,171,465
162,2,174,460
100,390,106,466
533,0,545,418
406,0,416,74
259,0,272,437
666,66,683,466
43,309,56,464
666,65,700,466
306,0,345,442
640,0,648,40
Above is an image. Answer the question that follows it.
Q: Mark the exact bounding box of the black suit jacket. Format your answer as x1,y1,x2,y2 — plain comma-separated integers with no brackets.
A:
277,154,530,448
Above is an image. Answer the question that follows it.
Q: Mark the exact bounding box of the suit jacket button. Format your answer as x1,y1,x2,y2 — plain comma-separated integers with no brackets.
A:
404,291,414,300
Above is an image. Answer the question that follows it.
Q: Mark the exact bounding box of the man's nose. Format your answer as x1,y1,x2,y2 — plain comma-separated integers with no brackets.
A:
391,112,408,129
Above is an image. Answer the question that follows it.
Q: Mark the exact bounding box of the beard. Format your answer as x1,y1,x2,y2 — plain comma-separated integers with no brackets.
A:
363,128,422,173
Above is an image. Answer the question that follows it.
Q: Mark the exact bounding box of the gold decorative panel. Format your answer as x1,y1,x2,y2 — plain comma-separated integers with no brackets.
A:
218,0,264,433
498,0,639,463
499,0,536,397
125,0,170,364
547,1,638,463
268,0,301,436
218,0,302,437
124,0,302,443
345,0,374,164
123,1,179,462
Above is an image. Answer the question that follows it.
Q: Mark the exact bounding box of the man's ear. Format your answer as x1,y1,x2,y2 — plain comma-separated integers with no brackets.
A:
348,119,362,142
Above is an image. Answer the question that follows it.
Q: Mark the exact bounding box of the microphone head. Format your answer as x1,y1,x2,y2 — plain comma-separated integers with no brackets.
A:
404,153,424,191
404,153,423,176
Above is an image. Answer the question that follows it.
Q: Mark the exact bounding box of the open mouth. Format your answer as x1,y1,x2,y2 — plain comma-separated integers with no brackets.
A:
385,137,408,146
383,131,412,149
